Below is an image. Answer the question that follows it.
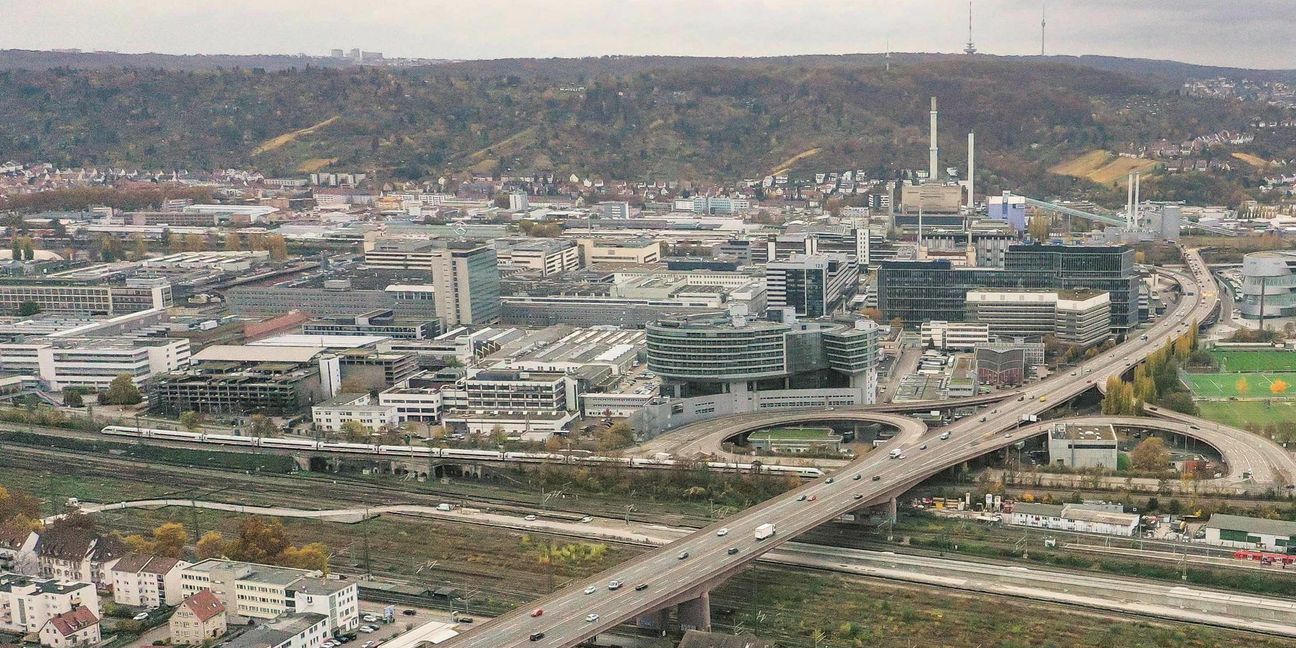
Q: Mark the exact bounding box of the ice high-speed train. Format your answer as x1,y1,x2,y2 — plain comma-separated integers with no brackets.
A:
99,425,824,477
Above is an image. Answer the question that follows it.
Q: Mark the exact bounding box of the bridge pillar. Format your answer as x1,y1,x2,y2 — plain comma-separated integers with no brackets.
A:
634,609,669,632
677,591,711,631
887,496,898,541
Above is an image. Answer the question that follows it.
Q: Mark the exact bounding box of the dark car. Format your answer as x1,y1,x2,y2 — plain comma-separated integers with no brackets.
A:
529,632,545,641
401,610,416,616
727,547,739,555
871,475,881,481
634,583,648,591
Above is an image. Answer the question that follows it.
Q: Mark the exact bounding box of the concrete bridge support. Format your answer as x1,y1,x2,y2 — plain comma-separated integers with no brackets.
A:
677,591,712,631
634,609,669,631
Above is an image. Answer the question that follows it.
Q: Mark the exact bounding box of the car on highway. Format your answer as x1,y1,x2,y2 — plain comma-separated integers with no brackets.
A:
583,586,596,595
920,443,927,450
529,632,545,641
797,495,807,501
807,495,817,501
939,432,950,440
716,527,729,536
678,551,690,560
585,614,599,623
608,580,622,590
530,608,543,617
853,494,863,500
580,516,593,523
524,515,537,521
634,583,648,591
826,477,834,484
872,475,881,481
727,547,739,555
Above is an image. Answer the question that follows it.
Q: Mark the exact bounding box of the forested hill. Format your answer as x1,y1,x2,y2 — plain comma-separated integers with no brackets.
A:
0,54,1290,204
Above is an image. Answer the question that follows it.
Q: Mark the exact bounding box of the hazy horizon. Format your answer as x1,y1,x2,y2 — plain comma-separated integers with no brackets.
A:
1,0,1293,70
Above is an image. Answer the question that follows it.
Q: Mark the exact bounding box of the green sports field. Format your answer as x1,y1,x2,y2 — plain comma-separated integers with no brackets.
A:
1182,372,1296,399
1209,350,1296,373
1197,401,1296,428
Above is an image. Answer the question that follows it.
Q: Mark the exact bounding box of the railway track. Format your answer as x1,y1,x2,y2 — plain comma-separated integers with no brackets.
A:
0,439,718,526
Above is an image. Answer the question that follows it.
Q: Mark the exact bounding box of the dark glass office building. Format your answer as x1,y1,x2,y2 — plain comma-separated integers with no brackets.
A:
878,244,1138,331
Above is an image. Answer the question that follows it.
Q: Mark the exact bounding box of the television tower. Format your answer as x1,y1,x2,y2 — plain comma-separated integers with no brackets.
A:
1040,2,1047,56
963,1,977,55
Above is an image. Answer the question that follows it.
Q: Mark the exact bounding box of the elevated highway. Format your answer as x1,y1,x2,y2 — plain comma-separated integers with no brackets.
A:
441,247,1222,648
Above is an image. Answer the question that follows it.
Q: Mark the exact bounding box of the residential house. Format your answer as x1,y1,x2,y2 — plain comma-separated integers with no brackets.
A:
110,555,190,607
0,574,100,635
0,527,38,575
38,607,99,648
35,528,125,587
169,590,227,645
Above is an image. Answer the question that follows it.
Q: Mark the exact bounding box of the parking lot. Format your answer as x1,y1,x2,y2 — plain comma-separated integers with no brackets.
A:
344,601,467,647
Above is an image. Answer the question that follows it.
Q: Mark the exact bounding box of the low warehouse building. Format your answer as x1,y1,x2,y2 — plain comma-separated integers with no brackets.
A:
1009,503,1139,537
1202,514,1296,552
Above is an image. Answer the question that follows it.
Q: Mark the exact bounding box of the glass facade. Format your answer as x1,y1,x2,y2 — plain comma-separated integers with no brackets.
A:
879,244,1138,330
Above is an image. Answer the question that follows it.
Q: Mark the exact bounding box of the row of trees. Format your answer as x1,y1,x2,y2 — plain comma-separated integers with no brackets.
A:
1101,326,1200,416
9,235,35,260
126,518,329,573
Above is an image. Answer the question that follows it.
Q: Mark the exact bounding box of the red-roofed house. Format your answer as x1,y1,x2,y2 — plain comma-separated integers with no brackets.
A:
38,606,99,648
169,590,226,644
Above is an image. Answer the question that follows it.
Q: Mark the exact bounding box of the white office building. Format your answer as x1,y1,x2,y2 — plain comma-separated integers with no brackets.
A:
179,559,358,633
0,338,191,391
920,321,990,350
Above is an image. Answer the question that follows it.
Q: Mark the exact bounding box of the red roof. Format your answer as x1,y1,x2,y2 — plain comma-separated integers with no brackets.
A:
179,590,225,623
47,607,98,636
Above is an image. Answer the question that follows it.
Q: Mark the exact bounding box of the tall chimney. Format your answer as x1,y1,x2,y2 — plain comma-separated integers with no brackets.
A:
1133,172,1141,226
1126,172,1135,226
966,131,975,209
929,97,939,182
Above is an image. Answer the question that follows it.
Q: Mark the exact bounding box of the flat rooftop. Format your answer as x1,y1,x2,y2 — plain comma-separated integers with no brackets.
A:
1051,423,1117,441
192,344,322,364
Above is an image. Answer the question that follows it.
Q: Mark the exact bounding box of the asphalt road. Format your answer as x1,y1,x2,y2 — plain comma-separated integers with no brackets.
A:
440,248,1221,647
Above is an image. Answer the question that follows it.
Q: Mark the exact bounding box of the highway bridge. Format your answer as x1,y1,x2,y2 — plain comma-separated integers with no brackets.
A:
440,247,1223,648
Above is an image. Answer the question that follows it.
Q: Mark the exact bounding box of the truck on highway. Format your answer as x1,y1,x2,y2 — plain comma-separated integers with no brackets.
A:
754,523,776,540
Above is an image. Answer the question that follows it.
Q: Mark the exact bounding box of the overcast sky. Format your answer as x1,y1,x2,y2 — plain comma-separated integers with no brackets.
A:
2,0,1293,69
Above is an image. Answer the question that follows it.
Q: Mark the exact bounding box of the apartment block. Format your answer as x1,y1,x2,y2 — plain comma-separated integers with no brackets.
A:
179,559,358,633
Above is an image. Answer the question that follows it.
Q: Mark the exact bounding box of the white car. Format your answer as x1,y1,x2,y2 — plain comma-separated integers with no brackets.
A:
608,580,622,590
585,613,600,623
524,515,537,521
362,614,379,623
580,516,593,523
358,626,377,633
716,528,728,537
583,586,596,595
132,612,150,621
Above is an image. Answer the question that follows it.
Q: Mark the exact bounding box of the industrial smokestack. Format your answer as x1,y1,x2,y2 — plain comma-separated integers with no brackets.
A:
966,132,975,209
1134,172,1141,226
929,97,939,182
1126,172,1135,226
